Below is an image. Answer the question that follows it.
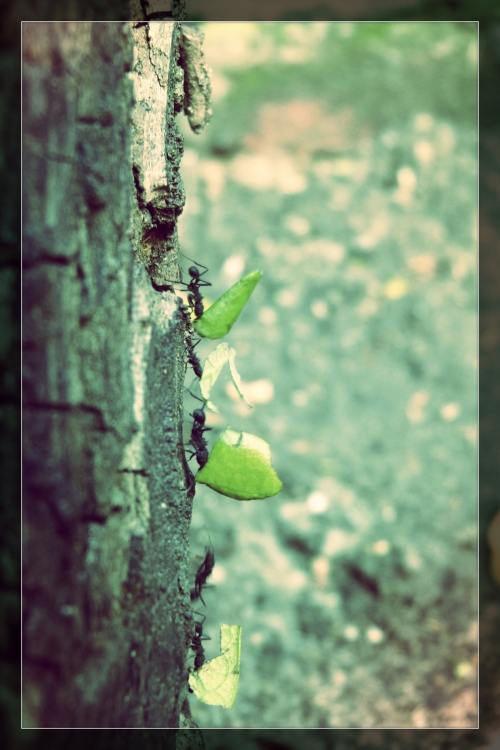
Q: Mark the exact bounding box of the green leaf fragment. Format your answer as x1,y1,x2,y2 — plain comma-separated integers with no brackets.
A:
200,343,252,408
196,427,283,500
206,400,219,414
200,343,230,402
227,348,252,408
193,270,262,339
189,624,242,709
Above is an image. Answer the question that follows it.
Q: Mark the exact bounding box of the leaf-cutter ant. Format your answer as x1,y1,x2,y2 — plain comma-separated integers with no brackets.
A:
185,260,211,320
190,542,215,606
177,300,204,380
187,434,209,469
151,254,211,321
190,612,211,670
187,336,203,379
185,390,211,468
186,431,209,468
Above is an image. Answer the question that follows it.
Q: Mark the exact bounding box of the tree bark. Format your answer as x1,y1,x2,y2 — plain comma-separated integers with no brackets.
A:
22,19,207,732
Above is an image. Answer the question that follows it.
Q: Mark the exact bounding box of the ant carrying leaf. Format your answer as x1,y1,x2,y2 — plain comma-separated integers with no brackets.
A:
196,427,283,501
151,253,211,322
185,389,211,468
189,611,211,670
188,624,242,709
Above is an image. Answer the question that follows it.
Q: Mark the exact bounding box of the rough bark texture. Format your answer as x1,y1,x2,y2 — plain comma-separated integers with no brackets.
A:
129,21,186,283
22,20,203,732
129,21,210,284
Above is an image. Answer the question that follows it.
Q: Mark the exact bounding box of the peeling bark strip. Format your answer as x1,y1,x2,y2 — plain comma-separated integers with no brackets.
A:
130,21,186,284
129,21,211,284
179,24,212,134
22,21,201,730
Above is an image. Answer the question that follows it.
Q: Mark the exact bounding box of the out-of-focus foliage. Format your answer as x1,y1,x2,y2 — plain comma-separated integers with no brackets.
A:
195,22,477,156
181,21,477,728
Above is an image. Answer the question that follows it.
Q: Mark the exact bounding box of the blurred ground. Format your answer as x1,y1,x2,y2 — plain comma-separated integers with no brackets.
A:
178,22,478,728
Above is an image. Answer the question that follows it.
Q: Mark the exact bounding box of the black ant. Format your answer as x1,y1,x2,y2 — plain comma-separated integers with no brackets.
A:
187,433,209,469
186,423,210,468
151,254,211,321
187,336,203,379
177,300,204,380
188,390,211,438
185,390,211,468
185,260,211,320
190,542,215,606
189,612,211,670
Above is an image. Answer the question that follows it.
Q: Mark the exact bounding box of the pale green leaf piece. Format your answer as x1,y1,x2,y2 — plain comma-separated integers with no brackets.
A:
200,343,230,402
227,348,252,408
206,400,220,414
189,624,242,708
200,343,252,409
196,427,283,500
193,270,262,339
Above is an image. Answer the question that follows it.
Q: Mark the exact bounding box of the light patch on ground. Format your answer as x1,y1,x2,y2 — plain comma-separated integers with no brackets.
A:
366,626,385,644
406,389,430,423
285,214,310,236
307,491,329,514
440,402,461,421
371,539,391,555
290,439,311,455
414,139,435,166
258,306,277,325
226,378,274,404
244,101,359,156
407,254,436,277
199,159,226,202
292,390,309,407
312,557,329,588
303,238,345,263
344,625,359,641
323,528,359,557
311,300,328,318
229,151,307,193
222,253,246,281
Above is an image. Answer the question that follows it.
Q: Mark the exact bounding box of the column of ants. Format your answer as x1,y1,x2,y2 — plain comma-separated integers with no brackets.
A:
152,256,215,678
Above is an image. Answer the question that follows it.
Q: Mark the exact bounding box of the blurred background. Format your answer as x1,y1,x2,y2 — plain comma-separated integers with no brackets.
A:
178,22,478,728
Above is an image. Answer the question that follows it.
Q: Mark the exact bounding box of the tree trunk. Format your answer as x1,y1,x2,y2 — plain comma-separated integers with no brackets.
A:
22,19,207,733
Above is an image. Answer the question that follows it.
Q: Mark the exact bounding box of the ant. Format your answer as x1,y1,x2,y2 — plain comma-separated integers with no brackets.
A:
169,268,207,381
185,390,211,468
185,260,211,321
189,611,211,670
187,431,209,469
177,299,204,380
190,542,215,606
151,254,211,322
187,612,211,691
187,336,203,379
